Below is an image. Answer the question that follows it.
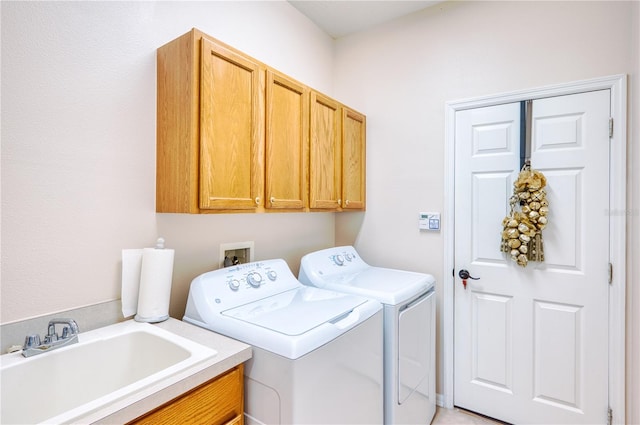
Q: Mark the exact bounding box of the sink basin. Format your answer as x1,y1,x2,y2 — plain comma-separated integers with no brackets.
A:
0,320,217,424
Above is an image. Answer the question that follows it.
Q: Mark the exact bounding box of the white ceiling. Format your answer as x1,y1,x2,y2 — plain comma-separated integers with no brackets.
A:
288,1,443,39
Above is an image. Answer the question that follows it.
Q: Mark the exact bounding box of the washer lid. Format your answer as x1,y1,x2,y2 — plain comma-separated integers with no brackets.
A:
318,267,435,305
222,286,367,336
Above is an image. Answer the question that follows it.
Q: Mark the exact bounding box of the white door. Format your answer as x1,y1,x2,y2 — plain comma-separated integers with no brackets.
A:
454,90,610,424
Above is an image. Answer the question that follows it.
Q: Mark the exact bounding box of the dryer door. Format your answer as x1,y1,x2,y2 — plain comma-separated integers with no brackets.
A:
398,290,434,404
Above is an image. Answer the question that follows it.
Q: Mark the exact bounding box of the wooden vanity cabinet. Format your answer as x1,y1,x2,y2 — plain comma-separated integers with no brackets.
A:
157,29,264,213
129,364,244,425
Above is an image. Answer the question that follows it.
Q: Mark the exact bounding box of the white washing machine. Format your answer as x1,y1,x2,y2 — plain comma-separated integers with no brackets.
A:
183,259,384,425
299,246,436,425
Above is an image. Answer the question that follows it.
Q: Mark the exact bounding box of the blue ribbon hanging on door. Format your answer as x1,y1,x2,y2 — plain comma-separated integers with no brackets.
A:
520,101,527,170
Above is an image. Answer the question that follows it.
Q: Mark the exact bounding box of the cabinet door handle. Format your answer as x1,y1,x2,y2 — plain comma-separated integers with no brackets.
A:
270,197,275,204
345,199,350,206
255,197,260,205
338,199,342,206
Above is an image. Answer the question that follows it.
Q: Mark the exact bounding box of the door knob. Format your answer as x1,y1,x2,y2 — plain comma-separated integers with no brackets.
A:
458,269,479,289
458,269,479,280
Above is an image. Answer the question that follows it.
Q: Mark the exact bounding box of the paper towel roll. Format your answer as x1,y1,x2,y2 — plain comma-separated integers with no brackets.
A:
121,249,143,318
134,247,175,323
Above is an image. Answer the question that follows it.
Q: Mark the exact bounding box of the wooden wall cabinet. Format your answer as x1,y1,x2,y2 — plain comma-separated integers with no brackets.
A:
129,364,244,425
199,38,264,211
309,92,342,210
157,29,264,213
157,28,365,213
309,92,366,211
341,107,366,210
265,70,309,210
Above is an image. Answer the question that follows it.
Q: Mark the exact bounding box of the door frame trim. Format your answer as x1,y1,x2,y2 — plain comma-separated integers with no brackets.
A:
443,74,627,422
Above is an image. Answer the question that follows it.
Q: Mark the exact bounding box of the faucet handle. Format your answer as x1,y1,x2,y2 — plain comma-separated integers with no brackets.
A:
23,334,41,349
61,326,74,339
66,319,79,335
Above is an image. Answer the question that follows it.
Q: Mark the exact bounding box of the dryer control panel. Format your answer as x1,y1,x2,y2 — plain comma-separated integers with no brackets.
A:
299,246,370,286
329,250,356,266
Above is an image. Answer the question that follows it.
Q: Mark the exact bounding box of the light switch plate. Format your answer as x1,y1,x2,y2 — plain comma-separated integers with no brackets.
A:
419,212,441,231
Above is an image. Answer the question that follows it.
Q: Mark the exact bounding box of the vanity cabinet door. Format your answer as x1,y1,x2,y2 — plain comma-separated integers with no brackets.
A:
265,71,308,210
129,365,244,425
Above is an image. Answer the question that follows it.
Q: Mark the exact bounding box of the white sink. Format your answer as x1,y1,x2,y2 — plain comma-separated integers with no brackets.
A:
0,320,217,424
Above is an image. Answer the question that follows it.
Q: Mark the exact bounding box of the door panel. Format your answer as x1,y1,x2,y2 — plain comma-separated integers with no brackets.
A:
454,90,610,424
541,169,583,270
472,172,513,263
535,112,584,151
471,292,513,392
533,301,582,410
473,120,516,156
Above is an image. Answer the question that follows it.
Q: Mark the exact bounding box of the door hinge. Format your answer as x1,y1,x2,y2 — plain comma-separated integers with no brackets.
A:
608,263,613,284
609,117,614,138
608,406,613,425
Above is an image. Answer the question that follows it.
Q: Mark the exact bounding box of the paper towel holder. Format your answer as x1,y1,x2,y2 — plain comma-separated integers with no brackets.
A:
133,237,174,323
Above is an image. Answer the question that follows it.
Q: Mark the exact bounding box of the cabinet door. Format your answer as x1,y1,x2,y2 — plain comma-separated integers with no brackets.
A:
265,71,308,209
200,38,265,210
342,107,366,210
129,365,244,425
309,92,342,210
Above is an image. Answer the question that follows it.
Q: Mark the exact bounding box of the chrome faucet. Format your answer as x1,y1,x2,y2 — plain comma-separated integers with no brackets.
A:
22,318,79,357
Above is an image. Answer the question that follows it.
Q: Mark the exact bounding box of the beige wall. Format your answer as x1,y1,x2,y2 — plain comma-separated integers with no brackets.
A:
2,1,638,423
333,1,639,423
0,1,337,323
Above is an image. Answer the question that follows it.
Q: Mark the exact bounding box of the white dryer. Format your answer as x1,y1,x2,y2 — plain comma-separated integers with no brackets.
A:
299,246,436,425
183,259,384,425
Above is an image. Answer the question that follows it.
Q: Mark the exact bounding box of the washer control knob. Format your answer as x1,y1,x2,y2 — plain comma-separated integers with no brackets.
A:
267,270,278,281
344,253,354,262
333,255,345,266
228,279,241,291
247,272,263,288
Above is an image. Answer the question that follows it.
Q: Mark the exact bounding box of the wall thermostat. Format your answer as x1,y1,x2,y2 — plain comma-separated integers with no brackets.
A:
419,212,440,231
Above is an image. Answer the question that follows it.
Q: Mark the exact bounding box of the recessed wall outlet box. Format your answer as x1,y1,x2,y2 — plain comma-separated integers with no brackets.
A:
220,241,254,268
419,212,440,231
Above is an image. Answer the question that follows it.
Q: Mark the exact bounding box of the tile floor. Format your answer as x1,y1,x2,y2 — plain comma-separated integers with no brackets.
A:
432,407,506,424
